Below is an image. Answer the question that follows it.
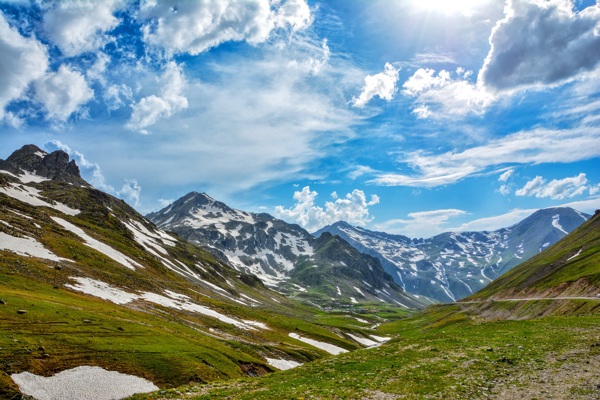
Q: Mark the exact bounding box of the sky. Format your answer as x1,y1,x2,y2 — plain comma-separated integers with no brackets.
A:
1,0,600,239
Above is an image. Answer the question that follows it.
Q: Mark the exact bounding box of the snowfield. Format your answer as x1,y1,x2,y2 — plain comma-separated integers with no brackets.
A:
11,366,158,400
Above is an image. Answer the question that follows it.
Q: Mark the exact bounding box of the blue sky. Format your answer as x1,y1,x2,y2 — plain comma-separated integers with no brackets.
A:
1,0,599,238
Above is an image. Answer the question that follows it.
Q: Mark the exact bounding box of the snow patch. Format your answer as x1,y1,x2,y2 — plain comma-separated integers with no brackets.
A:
52,217,142,270
346,333,379,347
0,232,66,262
65,277,265,330
0,183,80,215
265,358,302,370
11,366,158,400
567,248,582,262
552,214,568,235
288,333,348,355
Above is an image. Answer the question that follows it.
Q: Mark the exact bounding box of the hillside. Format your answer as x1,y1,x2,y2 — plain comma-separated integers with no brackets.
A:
467,209,600,301
147,192,429,309
133,213,600,399
0,145,403,398
316,208,589,302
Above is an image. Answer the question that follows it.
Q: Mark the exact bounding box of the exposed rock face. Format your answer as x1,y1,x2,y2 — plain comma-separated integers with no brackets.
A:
315,208,590,302
2,144,88,186
148,192,428,308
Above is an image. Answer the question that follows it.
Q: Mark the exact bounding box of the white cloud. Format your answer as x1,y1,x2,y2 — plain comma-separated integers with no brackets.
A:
370,126,600,187
374,209,467,239
139,0,312,56
353,63,399,108
0,11,48,120
34,65,94,121
126,36,362,195
117,179,142,208
274,186,379,232
41,0,122,57
104,84,133,112
450,208,537,232
126,61,188,134
515,173,590,199
402,67,493,119
479,0,600,92
498,169,514,182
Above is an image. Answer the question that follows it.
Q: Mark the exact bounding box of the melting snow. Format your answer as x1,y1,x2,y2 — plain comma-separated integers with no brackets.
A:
346,333,379,347
567,248,582,262
0,183,80,215
0,232,66,262
349,297,358,304
65,277,266,330
265,358,302,371
353,286,365,297
288,333,348,355
52,217,142,270
552,214,568,235
11,366,158,400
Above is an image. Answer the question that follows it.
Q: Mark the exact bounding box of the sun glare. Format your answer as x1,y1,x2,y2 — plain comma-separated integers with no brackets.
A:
411,0,483,16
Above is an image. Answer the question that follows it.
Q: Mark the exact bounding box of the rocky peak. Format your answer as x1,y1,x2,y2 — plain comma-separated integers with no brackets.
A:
3,144,88,187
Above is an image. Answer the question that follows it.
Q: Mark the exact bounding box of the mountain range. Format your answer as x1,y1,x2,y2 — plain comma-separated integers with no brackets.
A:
315,209,589,302
147,192,428,309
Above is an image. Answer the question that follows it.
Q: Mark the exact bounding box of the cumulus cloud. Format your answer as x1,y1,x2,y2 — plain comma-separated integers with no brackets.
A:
374,209,467,239
515,173,590,199
479,0,600,92
127,61,188,134
139,0,312,56
34,65,94,121
353,63,399,108
117,179,142,207
402,67,493,119
0,11,48,121
370,126,600,188
497,169,515,195
41,0,122,57
274,186,380,232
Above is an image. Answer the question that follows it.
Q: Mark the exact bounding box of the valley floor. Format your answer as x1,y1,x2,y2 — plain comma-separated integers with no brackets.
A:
131,300,600,400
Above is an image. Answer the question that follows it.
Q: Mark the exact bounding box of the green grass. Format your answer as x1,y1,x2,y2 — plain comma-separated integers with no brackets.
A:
130,302,600,399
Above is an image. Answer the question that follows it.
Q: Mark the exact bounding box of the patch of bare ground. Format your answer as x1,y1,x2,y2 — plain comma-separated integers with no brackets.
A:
491,347,600,399
361,390,400,399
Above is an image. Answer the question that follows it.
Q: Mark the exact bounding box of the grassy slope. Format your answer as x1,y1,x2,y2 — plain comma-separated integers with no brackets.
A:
467,211,600,300
2,178,416,397
133,303,600,400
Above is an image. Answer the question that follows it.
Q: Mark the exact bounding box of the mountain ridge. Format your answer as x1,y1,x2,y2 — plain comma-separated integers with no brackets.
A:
315,207,590,302
147,191,429,309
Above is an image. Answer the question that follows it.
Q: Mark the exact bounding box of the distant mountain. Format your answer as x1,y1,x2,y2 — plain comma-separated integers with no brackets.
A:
468,209,600,301
1,145,390,398
314,207,590,302
147,192,429,309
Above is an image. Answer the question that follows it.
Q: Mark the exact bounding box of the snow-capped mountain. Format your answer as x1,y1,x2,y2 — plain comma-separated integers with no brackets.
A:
314,208,590,302
147,192,429,308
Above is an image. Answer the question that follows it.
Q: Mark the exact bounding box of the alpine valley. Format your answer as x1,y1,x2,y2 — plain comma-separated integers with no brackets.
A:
2,145,600,400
